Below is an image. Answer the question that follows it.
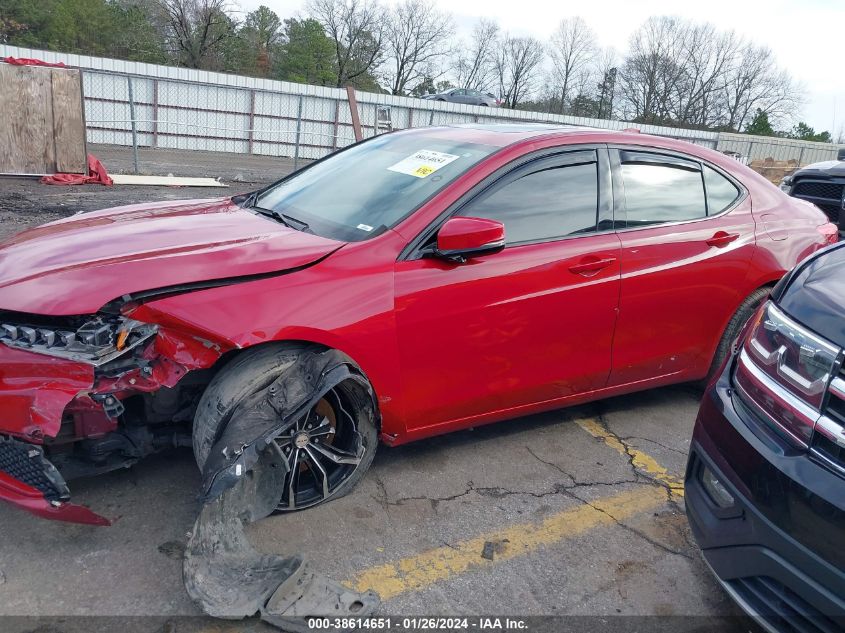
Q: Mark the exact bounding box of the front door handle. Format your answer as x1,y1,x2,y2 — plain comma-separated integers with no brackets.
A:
706,231,740,248
569,256,617,277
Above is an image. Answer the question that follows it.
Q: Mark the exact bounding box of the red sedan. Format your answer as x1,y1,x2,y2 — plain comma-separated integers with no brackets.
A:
0,125,836,524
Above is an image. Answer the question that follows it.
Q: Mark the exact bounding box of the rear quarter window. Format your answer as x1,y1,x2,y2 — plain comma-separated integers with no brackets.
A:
704,165,741,214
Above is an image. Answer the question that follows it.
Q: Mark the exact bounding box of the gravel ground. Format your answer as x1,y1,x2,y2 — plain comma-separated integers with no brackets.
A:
0,144,299,240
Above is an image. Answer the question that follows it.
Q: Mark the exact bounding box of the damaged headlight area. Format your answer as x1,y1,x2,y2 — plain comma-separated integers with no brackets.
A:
0,311,157,366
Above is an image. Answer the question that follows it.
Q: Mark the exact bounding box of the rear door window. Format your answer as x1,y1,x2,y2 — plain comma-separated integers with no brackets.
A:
618,151,706,227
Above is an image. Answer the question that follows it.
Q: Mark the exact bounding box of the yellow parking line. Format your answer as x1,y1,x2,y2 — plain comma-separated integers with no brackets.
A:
575,418,685,497
347,485,668,600
347,416,686,601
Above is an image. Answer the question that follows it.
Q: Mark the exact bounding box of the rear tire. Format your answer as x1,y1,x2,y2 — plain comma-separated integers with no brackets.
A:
703,286,771,386
193,343,378,512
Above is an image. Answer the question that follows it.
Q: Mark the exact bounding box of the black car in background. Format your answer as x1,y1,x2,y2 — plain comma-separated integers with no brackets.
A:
686,241,845,633
781,150,845,234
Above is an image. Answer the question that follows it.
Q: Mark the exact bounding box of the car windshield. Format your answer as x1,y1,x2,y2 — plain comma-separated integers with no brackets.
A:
254,133,498,241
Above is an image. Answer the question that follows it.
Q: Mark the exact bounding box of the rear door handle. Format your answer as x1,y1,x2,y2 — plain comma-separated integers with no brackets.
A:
569,256,617,276
706,231,740,248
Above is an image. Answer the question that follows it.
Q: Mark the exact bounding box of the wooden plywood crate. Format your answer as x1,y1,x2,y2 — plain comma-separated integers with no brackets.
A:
0,63,87,176
748,157,799,184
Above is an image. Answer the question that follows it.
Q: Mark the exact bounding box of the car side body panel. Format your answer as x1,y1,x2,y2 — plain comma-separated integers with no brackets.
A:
0,126,837,526
394,232,622,432
746,176,836,288
609,195,757,385
130,231,407,439
128,131,833,445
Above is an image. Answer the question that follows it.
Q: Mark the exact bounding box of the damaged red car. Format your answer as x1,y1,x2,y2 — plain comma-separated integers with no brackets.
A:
0,124,837,525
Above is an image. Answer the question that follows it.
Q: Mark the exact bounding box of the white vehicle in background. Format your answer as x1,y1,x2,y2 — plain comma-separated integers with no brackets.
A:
421,88,500,107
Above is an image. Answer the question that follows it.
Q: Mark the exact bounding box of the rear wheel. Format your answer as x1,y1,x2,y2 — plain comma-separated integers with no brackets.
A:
704,286,771,385
193,344,378,512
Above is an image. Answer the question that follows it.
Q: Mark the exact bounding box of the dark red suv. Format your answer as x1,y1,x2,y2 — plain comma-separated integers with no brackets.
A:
0,124,836,524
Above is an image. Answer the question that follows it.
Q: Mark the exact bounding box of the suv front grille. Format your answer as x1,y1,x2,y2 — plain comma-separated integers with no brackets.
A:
810,371,845,476
792,180,843,225
728,576,842,633
793,181,844,201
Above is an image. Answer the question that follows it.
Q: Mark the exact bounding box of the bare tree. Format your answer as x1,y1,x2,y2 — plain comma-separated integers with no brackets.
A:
308,0,386,87
452,18,499,91
667,23,740,127
383,0,454,95
495,35,544,108
156,0,236,69
619,16,689,123
722,43,802,131
548,17,597,114
617,16,802,131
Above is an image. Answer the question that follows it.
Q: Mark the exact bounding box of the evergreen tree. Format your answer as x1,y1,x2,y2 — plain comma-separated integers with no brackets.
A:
744,109,775,136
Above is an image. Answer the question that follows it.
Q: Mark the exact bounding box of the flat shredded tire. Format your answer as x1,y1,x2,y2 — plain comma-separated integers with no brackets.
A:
193,343,378,512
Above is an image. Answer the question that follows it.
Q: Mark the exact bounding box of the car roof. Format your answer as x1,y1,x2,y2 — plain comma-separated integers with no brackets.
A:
395,123,623,148
390,123,759,182
449,123,601,134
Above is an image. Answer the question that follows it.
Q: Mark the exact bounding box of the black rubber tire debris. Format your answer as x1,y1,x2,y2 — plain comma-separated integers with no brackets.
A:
183,442,380,629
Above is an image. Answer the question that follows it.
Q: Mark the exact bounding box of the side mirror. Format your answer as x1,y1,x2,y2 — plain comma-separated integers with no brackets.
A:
435,217,505,263
838,148,845,162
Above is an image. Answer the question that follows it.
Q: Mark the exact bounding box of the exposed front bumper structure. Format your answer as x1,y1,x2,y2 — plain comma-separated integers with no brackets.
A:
0,343,110,524
0,436,109,525
686,363,845,632
0,326,225,525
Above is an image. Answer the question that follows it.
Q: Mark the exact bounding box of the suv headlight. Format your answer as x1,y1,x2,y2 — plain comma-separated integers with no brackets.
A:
734,301,841,445
0,314,157,366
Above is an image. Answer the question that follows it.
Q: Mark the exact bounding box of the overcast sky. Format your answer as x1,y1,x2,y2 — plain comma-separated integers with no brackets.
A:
237,0,842,134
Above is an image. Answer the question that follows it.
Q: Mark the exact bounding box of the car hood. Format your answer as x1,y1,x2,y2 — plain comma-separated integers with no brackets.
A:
777,242,845,348
793,160,845,179
0,197,345,315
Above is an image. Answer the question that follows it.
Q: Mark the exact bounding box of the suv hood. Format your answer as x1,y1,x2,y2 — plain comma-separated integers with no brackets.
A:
777,242,845,348
793,160,845,178
0,197,344,315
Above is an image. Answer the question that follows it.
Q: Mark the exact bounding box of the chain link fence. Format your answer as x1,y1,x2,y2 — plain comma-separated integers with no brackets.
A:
82,71,358,172
4,44,844,176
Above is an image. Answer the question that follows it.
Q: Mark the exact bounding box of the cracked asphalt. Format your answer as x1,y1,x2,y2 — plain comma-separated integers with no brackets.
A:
0,386,747,626
0,148,751,629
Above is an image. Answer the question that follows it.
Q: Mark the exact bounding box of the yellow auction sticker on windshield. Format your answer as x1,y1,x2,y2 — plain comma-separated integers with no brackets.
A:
388,149,460,178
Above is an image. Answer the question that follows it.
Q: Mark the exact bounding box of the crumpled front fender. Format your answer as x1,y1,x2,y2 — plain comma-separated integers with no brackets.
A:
0,345,95,439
